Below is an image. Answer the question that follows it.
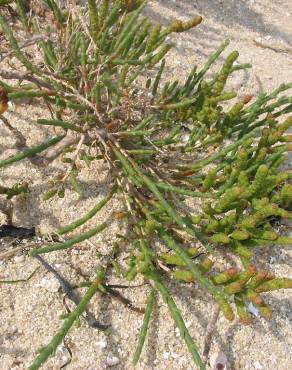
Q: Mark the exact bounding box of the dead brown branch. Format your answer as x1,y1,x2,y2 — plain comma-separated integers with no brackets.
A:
203,304,220,363
0,70,53,90
253,39,292,55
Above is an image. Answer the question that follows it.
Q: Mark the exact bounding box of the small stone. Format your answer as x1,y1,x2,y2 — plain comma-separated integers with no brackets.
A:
13,254,25,263
106,354,120,367
7,101,14,112
97,340,107,349
185,320,192,328
57,344,68,354
181,133,190,143
254,360,263,369
163,351,170,359
36,275,61,293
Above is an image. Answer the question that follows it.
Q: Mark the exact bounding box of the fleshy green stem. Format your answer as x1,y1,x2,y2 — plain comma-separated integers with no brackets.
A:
160,230,234,321
57,185,117,235
30,223,107,256
28,272,105,370
0,135,65,168
132,289,156,365
146,270,205,370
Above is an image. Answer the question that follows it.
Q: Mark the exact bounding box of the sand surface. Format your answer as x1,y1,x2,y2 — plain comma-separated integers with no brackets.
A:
0,1,292,369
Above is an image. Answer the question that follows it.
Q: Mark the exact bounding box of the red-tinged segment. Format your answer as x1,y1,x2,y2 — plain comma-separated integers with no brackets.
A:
257,271,268,280
254,295,264,306
248,264,257,274
255,271,274,282
240,317,252,325
182,169,195,177
0,87,9,104
265,272,275,281
243,94,253,104
115,212,126,220
227,267,237,277
84,85,92,94
47,90,57,96
0,87,9,114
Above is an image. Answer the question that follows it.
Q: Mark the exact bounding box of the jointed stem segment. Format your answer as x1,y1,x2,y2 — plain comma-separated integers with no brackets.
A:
28,271,106,370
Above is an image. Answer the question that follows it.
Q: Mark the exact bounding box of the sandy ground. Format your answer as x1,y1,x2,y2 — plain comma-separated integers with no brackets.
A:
0,1,292,369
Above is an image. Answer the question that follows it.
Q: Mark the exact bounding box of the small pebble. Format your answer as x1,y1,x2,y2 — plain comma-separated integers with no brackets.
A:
7,101,14,112
163,351,170,360
254,360,263,369
97,340,107,349
36,276,61,293
181,133,190,143
57,344,68,354
14,254,25,263
185,320,192,328
106,354,120,367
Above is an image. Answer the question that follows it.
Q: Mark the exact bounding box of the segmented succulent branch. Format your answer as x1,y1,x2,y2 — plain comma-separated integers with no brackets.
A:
0,1,291,369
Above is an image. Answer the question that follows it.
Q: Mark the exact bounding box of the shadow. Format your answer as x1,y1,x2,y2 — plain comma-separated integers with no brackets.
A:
0,345,28,357
145,4,224,57
152,256,292,368
257,296,292,342
146,0,292,45
144,0,292,92
222,294,292,368
95,287,146,370
0,157,113,231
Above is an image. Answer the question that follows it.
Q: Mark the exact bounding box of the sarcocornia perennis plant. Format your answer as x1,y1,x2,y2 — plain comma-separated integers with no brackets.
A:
0,1,291,369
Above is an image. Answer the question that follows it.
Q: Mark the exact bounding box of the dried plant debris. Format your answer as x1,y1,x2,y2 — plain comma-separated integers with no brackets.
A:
0,1,291,369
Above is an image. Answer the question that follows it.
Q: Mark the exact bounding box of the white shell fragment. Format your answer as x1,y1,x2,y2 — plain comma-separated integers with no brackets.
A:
7,101,14,112
106,354,120,367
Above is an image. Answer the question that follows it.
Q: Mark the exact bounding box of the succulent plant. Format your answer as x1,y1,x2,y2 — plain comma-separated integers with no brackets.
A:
0,1,291,369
